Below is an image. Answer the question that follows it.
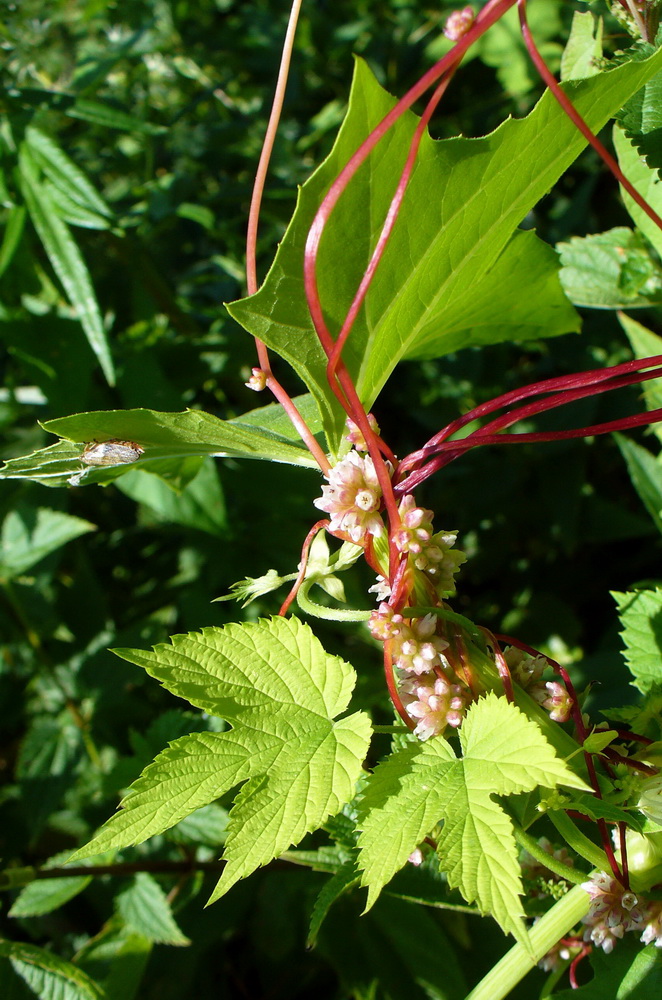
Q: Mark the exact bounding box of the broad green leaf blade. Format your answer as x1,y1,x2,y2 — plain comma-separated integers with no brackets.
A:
357,694,587,941
9,850,94,917
115,459,228,537
615,434,662,535
209,710,371,902
18,146,115,386
116,873,190,946
228,49,662,449
618,313,662,424
0,505,95,579
70,617,372,903
112,616,357,722
44,406,320,470
614,123,662,258
0,941,103,1000
558,227,662,308
67,730,260,858
613,587,662,693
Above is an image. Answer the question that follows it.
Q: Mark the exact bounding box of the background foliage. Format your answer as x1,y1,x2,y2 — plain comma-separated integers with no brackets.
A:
2,1,662,997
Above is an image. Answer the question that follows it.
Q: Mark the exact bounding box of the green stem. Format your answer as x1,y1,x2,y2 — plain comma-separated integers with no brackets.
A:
464,884,591,1000
296,578,372,621
547,810,609,872
512,823,586,886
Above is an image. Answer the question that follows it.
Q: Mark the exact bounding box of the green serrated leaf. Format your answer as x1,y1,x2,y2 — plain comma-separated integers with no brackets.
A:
552,937,662,999
18,145,115,386
308,858,360,948
67,617,372,905
0,941,103,1000
614,588,662,693
0,205,27,279
75,916,152,1000
615,68,662,178
229,49,662,448
116,873,190,946
357,694,588,943
558,227,662,308
617,313,662,441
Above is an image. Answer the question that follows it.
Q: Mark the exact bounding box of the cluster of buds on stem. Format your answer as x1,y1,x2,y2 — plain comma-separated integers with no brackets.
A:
369,604,470,739
503,646,574,724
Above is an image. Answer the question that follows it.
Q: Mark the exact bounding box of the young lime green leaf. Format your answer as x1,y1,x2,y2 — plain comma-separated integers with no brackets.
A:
228,48,662,450
116,873,190,946
68,617,372,905
615,435,662,536
614,124,662,258
0,505,95,579
18,145,116,386
0,940,103,1000
613,588,662,694
356,693,589,943
560,10,603,82
558,227,662,308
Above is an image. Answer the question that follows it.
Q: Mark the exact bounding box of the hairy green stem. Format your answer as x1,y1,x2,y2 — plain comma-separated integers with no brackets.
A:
464,884,591,1000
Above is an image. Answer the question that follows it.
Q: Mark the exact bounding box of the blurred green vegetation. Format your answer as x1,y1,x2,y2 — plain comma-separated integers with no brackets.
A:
1,2,662,997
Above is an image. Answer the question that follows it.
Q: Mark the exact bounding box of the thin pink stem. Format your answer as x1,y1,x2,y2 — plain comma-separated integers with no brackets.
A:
518,0,662,234
279,519,330,616
247,0,304,300
384,641,415,730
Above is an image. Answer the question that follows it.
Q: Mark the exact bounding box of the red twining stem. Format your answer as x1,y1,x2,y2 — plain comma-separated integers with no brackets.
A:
518,0,662,234
384,640,415,729
398,355,662,478
279,519,330,616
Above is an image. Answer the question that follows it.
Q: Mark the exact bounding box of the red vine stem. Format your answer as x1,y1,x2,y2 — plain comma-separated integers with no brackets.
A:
244,0,330,473
517,0,662,235
278,519,330,616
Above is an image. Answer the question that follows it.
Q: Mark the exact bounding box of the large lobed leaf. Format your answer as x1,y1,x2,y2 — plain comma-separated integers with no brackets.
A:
68,616,372,904
356,694,588,944
228,48,662,449
613,588,662,694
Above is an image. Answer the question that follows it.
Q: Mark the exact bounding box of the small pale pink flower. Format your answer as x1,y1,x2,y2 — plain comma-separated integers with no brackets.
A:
368,575,391,601
368,602,403,641
640,901,662,947
531,680,573,723
313,451,387,543
581,873,644,953
401,671,466,739
391,614,449,675
345,414,380,452
393,496,466,594
408,848,425,866
503,647,546,688
444,6,475,41
245,367,267,391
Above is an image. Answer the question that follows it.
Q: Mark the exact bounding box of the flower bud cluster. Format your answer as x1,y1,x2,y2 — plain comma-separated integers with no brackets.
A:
503,647,573,723
531,680,574,724
345,414,380,452
581,873,645,953
314,451,388,543
443,6,475,41
401,672,467,741
394,495,466,597
520,836,574,900
369,605,469,739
